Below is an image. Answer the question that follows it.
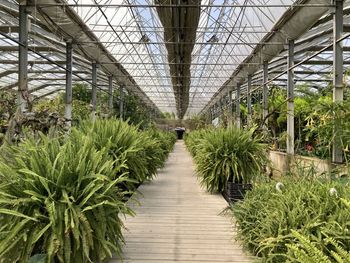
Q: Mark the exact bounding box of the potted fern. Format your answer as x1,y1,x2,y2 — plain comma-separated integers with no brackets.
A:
194,127,268,202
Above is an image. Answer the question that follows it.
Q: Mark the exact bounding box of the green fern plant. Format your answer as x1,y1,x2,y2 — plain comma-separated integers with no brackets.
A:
188,127,268,192
231,177,350,262
76,119,149,188
0,133,133,262
76,119,175,186
287,230,350,263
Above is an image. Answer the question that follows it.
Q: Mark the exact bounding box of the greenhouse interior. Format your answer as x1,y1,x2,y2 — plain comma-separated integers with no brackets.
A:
1,0,350,262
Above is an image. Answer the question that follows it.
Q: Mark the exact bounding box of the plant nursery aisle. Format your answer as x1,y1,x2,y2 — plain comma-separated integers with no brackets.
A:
110,141,252,263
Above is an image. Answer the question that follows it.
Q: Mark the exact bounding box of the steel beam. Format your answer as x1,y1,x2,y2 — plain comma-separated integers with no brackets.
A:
91,62,98,121
65,41,73,127
247,75,252,126
108,76,113,113
287,40,295,155
18,0,29,112
227,86,233,127
236,84,241,129
119,85,124,121
263,61,269,125
332,0,344,163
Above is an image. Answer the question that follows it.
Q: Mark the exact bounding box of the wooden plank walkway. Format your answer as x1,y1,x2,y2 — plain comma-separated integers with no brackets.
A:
110,141,252,263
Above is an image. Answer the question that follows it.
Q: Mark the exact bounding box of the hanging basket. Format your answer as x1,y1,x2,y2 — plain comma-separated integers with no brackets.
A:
223,182,252,203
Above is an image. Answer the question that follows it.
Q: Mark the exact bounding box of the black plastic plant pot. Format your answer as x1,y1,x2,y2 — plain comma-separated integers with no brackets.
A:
223,182,252,203
175,128,185,140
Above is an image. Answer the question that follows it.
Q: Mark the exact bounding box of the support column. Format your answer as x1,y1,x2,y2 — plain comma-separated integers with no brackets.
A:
247,75,252,126
65,41,73,127
119,85,124,121
227,86,233,127
332,0,344,163
236,84,241,129
108,76,113,114
263,61,269,124
221,97,225,126
287,40,295,155
18,0,29,113
213,104,217,120
91,62,98,121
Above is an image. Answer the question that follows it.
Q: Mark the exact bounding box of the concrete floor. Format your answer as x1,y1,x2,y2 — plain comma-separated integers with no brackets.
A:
111,141,252,263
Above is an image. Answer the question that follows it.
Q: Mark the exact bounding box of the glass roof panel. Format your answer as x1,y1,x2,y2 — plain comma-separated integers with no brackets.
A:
67,0,296,116
1,0,348,116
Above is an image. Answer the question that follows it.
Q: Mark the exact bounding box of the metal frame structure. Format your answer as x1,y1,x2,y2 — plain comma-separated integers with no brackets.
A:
0,0,350,161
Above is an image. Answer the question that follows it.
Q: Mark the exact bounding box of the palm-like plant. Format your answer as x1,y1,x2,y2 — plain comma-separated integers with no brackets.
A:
184,129,212,157
0,133,133,262
142,128,176,177
231,178,350,262
76,119,176,187
193,127,268,193
76,119,149,188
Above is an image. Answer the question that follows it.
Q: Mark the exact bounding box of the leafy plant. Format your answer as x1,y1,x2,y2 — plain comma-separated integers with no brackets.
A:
230,176,350,262
142,128,176,175
0,132,133,262
187,127,268,192
287,230,350,263
34,94,91,123
184,129,212,157
76,119,175,189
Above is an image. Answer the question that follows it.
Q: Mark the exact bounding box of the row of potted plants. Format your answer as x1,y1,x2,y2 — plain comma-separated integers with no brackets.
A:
217,85,350,162
185,125,350,261
0,118,176,262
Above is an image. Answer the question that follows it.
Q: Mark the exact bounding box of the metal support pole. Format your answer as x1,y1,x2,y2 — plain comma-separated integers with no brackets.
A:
247,75,252,126
228,86,233,127
221,97,226,123
209,107,213,123
213,104,217,120
287,40,295,155
64,41,73,127
236,84,241,129
332,0,344,163
263,61,269,124
119,85,124,120
91,62,97,121
108,76,113,113
18,1,29,113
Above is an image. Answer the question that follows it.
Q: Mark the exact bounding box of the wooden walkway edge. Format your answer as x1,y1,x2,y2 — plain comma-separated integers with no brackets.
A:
110,141,252,263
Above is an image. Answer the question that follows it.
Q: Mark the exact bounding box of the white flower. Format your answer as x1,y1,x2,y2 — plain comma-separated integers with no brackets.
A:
276,182,284,193
329,188,338,198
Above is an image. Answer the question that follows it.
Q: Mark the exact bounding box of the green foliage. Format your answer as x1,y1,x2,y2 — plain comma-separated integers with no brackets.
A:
0,91,17,126
0,133,133,262
71,83,92,103
34,94,90,123
0,118,175,262
185,114,209,130
287,230,350,263
185,127,269,192
113,91,152,128
246,84,350,161
141,128,176,178
230,176,350,262
162,112,176,119
75,119,175,189
184,129,212,157
302,98,350,160
0,91,17,143
268,87,287,135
